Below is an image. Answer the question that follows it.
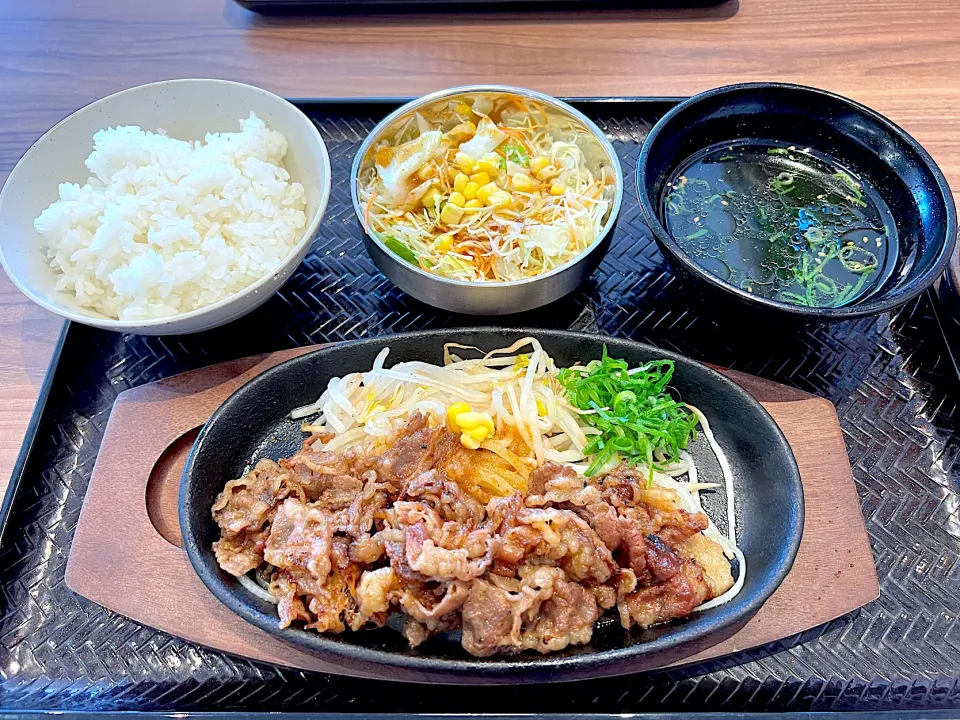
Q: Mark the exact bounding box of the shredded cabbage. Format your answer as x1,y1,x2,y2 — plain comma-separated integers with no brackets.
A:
357,93,615,282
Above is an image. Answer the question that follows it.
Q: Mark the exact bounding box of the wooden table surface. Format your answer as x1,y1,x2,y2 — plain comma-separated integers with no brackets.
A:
2,0,960,494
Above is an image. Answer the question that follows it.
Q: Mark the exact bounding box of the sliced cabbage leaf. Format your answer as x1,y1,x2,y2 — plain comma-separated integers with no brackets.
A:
402,179,434,210
375,130,442,203
521,224,571,261
471,95,494,116
458,118,506,159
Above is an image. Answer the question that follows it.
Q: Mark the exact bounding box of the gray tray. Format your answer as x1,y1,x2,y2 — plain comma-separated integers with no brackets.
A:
1,98,959,714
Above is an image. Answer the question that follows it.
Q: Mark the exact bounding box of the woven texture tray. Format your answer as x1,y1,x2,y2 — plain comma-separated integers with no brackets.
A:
1,99,959,713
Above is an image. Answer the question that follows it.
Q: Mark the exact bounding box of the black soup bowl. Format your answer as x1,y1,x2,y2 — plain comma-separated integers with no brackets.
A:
180,328,803,684
637,82,958,321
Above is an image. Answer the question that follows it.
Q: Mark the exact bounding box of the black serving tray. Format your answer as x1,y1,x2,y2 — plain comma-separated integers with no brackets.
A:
1,98,959,715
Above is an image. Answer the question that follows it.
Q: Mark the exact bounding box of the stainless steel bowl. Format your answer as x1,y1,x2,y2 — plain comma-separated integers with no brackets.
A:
350,85,623,315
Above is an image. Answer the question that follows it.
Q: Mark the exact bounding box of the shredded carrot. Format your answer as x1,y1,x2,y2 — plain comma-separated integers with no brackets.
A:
483,255,496,280
510,97,531,115
563,209,578,243
584,182,603,201
499,126,534,154
363,190,378,230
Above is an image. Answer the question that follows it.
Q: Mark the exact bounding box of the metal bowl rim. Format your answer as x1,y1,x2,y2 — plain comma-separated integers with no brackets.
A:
349,84,624,291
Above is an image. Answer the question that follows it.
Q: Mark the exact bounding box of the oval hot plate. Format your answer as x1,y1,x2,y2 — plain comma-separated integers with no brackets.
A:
180,328,803,684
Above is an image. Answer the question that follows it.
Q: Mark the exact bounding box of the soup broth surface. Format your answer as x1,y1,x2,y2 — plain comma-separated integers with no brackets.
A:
663,140,898,308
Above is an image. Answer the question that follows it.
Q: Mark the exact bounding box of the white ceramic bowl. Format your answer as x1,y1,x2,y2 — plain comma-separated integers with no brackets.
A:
0,79,331,335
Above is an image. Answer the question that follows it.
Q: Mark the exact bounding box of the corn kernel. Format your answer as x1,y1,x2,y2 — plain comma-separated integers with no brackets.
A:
463,181,480,200
487,190,513,208
475,153,501,174
476,182,500,205
447,192,466,207
536,398,547,416
536,164,557,181
464,425,490,442
465,199,483,209
439,203,464,225
447,165,460,180
447,122,475,142
530,156,550,174
422,186,441,207
512,173,534,192
469,171,491,187
549,182,565,196
455,101,472,116
453,173,469,194
455,152,476,173
416,164,434,181
435,234,453,253
460,432,482,450
455,411,495,434
446,402,471,432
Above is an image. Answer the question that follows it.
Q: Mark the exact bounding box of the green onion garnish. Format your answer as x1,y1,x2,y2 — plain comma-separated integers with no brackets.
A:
503,144,530,167
557,347,699,480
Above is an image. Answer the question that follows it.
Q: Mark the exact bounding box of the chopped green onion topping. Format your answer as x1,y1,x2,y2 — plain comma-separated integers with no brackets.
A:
503,143,530,167
557,347,699,480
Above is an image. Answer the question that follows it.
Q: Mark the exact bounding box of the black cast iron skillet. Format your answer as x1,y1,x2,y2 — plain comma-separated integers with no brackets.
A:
180,329,804,683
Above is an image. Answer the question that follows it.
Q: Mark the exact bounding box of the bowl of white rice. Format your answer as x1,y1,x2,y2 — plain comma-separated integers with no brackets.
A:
0,79,331,335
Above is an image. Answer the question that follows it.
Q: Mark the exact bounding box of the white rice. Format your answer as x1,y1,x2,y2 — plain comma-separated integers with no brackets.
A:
34,112,307,321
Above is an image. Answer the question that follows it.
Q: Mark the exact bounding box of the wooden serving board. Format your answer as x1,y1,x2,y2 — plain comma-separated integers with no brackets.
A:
64,345,879,681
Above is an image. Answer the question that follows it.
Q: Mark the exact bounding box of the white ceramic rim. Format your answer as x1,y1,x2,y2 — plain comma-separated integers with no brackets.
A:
0,78,332,331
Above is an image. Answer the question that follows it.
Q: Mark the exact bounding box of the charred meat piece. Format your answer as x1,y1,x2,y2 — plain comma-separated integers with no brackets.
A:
395,501,498,582
461,566,599,657
402,469,485,524
213,530,267,577
211,413,734,657
375,413,442,488
643,533,683,583
264,498,334,581
618,558,712,629
212,458,299,538
525,461,603,507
